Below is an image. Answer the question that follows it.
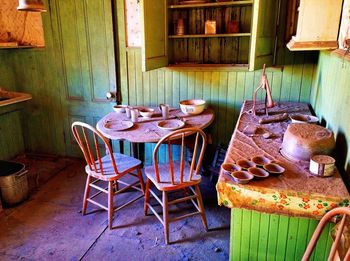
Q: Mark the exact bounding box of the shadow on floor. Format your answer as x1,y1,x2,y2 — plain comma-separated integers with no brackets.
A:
0,155,230,261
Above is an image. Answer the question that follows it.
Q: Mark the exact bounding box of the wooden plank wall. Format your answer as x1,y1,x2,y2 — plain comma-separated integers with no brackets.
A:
125,48,317,164
311,51,350,184
0,0,116,159
0,0,317,162
231,209,333,261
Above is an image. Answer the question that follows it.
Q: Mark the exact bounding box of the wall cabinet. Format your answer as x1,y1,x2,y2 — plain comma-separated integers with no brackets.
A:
0,0,45,49
286,0,343,51
140,0,278,72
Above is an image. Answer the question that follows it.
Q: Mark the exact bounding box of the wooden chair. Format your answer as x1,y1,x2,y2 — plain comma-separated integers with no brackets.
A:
144,127,208,244
303,207,350,261
71,122,145,229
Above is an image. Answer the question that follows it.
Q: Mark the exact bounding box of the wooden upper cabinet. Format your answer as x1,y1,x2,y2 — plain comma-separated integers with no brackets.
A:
140,0,168,72
286,0,343,51
249,0,278,70
139,0,278,71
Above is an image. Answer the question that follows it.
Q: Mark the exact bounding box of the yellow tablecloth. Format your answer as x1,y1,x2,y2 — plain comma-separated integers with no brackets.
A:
217,101,350,219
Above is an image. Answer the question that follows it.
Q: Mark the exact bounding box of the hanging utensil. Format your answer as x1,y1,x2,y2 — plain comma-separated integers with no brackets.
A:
17,0,47,12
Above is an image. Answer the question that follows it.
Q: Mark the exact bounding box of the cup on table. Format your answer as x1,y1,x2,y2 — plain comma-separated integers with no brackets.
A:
125,106,132,118
159,104,170,119
130,108,139,122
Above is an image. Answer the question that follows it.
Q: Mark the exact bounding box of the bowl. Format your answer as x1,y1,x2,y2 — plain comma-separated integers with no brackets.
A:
248,167,269,179
221,163,241,176
139,108,155,118
113,105,127,113
263,163,285,175
281,123,335,161
231,171,254,184
290,114,319,124
236,159,256,170
251,155,271,166
179,99,206,115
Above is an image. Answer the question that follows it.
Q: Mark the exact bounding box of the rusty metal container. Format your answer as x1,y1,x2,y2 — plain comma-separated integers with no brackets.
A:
0,160,28,206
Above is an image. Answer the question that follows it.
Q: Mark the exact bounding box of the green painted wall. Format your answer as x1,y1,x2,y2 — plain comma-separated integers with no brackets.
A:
231,209,333,261
311,51,350,184
124,48,317,165
0,0,117,159
0,1,318,161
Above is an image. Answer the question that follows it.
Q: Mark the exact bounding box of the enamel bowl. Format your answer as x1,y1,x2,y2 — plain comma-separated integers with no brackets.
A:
139,108,155,118
251,155,271,167
236,159,256,170
231,171,254,184
290,114,319,124
221,163,241,176
248,167,269,179
179,99,206,115
263,163,285,176
113,105,127,113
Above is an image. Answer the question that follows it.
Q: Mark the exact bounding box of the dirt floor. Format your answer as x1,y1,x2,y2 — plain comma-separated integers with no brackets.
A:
0,155,230,260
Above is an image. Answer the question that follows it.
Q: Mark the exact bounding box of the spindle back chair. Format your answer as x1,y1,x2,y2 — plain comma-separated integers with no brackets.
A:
144,127,208,244
71,122,145,229
302,207,350,261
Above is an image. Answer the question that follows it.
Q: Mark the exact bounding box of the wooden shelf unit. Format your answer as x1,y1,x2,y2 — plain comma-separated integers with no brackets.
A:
168,33,251,38
168,1,253,9
140,0,278,71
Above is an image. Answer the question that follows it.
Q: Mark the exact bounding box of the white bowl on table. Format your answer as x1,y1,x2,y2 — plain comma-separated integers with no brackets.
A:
139,108,155,118
179,99,206,115
113,105,127,113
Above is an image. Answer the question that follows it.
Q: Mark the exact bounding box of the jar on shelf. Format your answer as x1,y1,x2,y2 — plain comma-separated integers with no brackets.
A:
227,20,239,33
176,18,185,35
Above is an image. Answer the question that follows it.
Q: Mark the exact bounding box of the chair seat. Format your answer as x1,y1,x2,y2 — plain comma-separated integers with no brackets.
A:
145,161,201,191
85,153,142,180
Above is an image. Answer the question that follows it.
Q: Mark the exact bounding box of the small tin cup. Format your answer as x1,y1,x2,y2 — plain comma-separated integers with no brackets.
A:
309,155,335,177
130,108,139,123
125,106,133,118
159,104,170,119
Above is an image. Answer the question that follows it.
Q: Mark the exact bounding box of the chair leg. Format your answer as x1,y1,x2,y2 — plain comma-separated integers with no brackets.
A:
108,181,114,229
194,184,208,231
82,175,91,215
163,191,169,244
137,168,145,194
144,179,151,215
113,180,119,193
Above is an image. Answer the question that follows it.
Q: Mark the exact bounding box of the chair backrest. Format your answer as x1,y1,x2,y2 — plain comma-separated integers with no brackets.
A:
71,121,119,176
152,127,207,185
303,207,350,261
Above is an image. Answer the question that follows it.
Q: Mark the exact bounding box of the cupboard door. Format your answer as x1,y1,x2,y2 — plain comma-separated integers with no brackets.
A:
140,0,168,72
249,0,278,71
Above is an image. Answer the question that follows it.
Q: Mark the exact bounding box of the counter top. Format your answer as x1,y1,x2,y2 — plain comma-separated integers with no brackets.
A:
0,89,32,107
217,101,349,219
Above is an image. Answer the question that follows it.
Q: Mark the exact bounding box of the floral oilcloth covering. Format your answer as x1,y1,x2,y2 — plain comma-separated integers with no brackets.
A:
217,101,350,220
217,176,349,219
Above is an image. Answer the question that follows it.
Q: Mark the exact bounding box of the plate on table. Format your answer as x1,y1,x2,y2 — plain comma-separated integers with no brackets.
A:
157,119,185,131
104,120,133,131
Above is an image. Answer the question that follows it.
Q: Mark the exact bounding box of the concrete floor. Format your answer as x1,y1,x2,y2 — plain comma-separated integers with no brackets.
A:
0,156,230,260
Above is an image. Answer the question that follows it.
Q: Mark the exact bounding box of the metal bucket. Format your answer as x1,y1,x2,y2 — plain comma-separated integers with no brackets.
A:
0,160,29,206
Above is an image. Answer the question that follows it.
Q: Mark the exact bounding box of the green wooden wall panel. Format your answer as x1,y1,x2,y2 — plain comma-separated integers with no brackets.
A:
0,0,318,161
311,51,350,185
231,209,333,261
125,48,317,164
0,111,25,160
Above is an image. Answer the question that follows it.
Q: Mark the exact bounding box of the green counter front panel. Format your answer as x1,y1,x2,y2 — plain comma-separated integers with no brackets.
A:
230,209,333,261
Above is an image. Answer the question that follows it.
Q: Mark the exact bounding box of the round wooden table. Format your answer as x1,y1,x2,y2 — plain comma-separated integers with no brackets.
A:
96,108,214,143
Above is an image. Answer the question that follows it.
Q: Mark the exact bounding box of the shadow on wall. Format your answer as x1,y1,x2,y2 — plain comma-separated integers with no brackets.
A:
335,131,350,190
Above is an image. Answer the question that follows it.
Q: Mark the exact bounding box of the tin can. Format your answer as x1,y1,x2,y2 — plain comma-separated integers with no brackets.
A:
309,155,335,177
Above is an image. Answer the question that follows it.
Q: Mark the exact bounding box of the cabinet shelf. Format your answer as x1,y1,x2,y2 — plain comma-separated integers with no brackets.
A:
169,33,251,38
168,1,253,9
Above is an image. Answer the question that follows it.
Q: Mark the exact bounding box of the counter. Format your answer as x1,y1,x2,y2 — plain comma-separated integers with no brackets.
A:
217,101,350,260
